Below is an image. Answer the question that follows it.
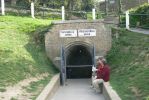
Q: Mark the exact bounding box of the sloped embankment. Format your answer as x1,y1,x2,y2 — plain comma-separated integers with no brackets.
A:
0,16,57,99
107,29,149,100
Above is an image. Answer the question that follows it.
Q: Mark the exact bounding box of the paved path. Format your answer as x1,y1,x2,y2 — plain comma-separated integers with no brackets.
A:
129,28,149,34
51,79,105,100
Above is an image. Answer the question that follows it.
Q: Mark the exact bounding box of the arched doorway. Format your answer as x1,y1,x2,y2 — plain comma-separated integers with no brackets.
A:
65,42,93,78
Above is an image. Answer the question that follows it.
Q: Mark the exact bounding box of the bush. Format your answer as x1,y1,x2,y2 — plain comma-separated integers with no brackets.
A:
119,14,126,27
120,3,149,29
16,0,30,9
129,3,149,28
66,11,87,20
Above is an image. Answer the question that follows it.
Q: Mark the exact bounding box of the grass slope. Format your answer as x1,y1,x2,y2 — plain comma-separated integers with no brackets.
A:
0,16,57,88
107,29,149,100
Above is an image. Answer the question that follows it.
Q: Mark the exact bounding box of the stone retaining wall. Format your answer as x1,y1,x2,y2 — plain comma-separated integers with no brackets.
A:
36,74,60,100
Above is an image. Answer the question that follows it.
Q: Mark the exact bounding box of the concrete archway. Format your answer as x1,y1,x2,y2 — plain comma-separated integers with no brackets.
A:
45,20,112,70
65,42,93,79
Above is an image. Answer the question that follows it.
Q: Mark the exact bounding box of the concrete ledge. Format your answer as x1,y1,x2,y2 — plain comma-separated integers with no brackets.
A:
36,73,60,100
103,82,121,100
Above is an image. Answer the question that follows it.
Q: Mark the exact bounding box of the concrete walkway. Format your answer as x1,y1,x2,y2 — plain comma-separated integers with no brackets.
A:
51,79,105,100
129,28,149,35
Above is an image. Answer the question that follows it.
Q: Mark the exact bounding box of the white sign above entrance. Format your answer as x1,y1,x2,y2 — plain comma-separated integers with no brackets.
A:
60,30,77,37
78,29,96,37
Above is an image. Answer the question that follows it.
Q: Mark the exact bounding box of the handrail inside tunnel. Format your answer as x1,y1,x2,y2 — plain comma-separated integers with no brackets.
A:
67,65,93,67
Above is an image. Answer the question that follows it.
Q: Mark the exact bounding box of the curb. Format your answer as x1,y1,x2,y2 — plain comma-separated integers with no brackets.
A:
36,73,60,100
103,82,121,100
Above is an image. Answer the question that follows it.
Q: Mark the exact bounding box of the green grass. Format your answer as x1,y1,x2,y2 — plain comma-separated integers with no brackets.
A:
107,29,149,100
24,75,53,100
0,15,58,87
86,12,103,20
86,12,92,20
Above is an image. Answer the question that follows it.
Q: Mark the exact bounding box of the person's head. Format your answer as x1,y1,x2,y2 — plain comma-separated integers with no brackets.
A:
97,56,104,63
101,58,107,65
97,57,107,67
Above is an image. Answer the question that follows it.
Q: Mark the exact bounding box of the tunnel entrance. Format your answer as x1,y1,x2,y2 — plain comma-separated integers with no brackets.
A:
66,44,93,79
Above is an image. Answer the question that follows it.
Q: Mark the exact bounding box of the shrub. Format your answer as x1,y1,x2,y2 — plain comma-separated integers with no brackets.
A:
66,11,87,20
120,3,149,29
129,3,149,28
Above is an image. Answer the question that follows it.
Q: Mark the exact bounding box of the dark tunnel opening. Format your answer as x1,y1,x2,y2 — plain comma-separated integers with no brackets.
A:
66,45,93,79
66,45,92,65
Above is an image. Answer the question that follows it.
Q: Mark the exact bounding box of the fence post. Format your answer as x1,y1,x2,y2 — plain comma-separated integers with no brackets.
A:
62,6,65,21
92,8,96,20
1,0,5,15
31,2,35,18
126,11,129,29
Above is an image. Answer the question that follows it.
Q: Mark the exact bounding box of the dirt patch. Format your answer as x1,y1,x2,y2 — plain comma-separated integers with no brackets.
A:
0,73,49,100
129,86,142,100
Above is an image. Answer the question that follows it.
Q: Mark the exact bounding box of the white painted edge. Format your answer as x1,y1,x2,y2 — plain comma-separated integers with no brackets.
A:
36,73,60,100
103,82,121,100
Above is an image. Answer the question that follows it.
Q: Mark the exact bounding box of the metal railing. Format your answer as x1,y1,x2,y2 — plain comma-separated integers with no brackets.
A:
1,3,62,19
129,13,149,29
119,13,149,29
66,65,93,68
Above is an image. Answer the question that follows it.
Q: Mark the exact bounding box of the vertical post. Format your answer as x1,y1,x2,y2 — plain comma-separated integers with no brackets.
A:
92,8,96,20
118,0,122,14
105,0,107,15
105,0,109,15
118,0,121,26
93,44,96,67
1,0,5,15
60,45,66,86
126,11,130,30
62,6,65,21
148,0,149,3
31,2,35,18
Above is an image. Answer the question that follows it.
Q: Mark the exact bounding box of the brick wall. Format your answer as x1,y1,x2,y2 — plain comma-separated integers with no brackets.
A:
45,20,112,69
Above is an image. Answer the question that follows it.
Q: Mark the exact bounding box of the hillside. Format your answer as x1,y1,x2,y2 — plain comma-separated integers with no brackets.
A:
107,29,149,100
0,16,57,99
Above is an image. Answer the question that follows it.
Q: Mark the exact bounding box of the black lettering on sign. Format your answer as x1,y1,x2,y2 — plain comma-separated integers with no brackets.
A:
65,34,72,36
66,31,73,33
61,31,74,33
84,33,90,35
79,30,95,33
